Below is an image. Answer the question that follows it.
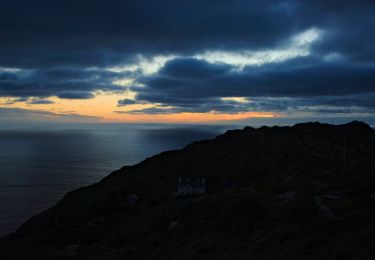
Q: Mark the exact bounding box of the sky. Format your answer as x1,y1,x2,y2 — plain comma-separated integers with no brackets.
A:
1,0,375,124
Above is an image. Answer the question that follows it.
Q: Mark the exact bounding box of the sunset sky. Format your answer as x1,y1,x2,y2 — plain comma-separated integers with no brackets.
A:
1,1,375,124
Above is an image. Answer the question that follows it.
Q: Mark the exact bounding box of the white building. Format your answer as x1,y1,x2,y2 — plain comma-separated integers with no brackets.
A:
176,177,206,197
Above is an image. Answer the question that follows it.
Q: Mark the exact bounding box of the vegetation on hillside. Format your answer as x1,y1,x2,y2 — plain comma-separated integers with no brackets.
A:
1,121,375,259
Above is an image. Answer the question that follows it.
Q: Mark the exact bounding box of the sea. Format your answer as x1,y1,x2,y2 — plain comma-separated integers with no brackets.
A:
0,123,236,236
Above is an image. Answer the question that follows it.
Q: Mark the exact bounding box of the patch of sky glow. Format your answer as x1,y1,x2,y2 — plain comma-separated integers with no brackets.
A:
106,64,139,73
323,52,344,62
113,78,135,87
0,67,35,81
0,67,23,73
107,28,322,80
107,54,176,75
107,55,177,91
136,55,177,75
195,27,322,69
123,90,137,100
221,97,249,103
291,28,321,47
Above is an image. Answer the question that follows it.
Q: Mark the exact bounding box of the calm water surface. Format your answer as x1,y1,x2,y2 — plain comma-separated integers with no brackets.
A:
0,124,235,236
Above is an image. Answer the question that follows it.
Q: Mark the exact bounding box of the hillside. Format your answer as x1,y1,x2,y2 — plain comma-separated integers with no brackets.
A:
1,121,375,259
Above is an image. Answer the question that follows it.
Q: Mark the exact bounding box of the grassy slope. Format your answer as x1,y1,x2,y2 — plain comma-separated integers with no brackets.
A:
1,121,375,259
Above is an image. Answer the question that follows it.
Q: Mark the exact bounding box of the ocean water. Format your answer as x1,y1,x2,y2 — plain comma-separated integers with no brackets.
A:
0,124,234,236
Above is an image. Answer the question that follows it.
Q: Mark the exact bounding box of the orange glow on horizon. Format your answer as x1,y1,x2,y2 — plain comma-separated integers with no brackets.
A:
0,94,279,123
107,111,277,123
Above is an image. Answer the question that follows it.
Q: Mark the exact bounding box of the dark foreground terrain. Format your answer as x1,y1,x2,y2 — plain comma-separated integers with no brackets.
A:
1,121,375,260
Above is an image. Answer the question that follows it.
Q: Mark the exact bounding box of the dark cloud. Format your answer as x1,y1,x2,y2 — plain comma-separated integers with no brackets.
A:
303,1,375,62
0,0,304,69
0,68,123,99
131,57,375,113
117,98,137,106
121,102,250,114
0,107,100,123
1,0,374,113
121,95,375,115
2,0,374,69
158,58,232,79
3,97,29,105
27,98,55,104
57,91,95,99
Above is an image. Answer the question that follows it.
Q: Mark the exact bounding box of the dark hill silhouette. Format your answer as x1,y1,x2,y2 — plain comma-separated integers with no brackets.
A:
1,121,375,259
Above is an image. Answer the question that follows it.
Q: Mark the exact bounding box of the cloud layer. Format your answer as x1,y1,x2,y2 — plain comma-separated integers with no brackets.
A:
1,0,375,118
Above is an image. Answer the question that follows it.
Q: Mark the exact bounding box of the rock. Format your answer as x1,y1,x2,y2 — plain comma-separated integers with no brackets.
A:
168,221,178,230
280,191,296,202
321,193,341,200
314,196,336,219
64,244,80,256
108,191,127,204
127,194,139,205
